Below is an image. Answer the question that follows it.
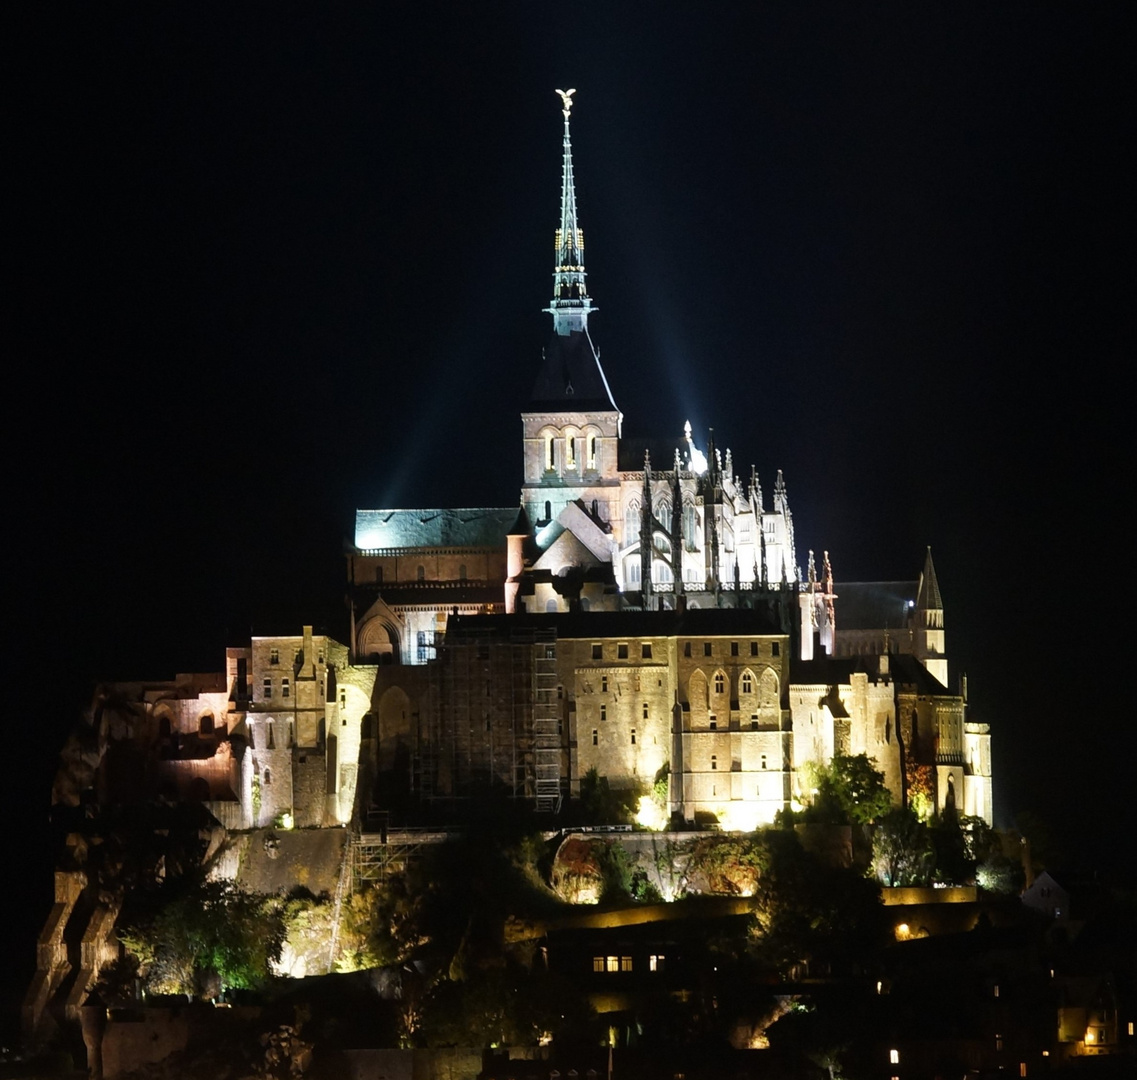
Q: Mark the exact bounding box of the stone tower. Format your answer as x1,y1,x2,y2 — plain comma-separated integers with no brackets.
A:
521,91,623,532
913,546,948,685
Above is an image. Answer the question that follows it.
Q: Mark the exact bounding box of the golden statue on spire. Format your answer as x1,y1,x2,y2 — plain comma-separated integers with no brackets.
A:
555,88,576,116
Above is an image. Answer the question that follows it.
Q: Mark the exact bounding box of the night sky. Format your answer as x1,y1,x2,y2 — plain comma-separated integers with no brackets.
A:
7,3,1133,1020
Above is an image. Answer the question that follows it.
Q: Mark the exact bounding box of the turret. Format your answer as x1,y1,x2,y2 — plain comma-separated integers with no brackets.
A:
914,547,948,685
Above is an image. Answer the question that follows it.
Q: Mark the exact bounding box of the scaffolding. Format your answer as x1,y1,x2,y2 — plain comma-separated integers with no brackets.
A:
532,629,562,813
350,828,450,890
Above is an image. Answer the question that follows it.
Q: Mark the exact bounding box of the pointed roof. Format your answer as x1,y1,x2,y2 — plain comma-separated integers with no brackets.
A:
916,546,943,610
544,89,593,337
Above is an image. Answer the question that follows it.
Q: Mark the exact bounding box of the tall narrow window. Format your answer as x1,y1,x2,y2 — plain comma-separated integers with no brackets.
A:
545,500,552,521
684,641,692,657
587,434,597,470
282,678,290,699
750,641,759,656
641,642,653,659
566,436,576,468
631,728,636,745
263,677,272,700
417,565,425,582
601,675,608,692
601,705,607,721
710,755,718,770
459,564,467,580
741,673,753,694
545,434,555,471
714,673,725,694
270,648,279,665
592,729,599,746
642,703,649,719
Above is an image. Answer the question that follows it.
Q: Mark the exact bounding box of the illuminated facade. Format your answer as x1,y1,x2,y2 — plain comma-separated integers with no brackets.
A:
353,94,994,828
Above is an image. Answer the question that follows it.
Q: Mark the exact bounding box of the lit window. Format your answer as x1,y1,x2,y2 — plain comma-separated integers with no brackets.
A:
606,956,619,972
649,954,665,972
996,1036,1003,1051
593,956,605,972
889,1050,899,1065
282,678,290,699
1019,1064,1027,1078
642,642,652,659
620,956,632,972
263,677,272,699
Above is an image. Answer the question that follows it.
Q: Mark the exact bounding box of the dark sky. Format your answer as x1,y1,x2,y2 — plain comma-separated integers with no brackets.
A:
7,2,1133,1017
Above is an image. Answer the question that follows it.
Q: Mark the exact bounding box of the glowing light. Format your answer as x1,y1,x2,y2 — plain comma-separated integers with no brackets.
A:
279,812,294,830
890,1049,900,1064
635,794,668,831
895,922,910,941
718,802,764,833
683,420,708,475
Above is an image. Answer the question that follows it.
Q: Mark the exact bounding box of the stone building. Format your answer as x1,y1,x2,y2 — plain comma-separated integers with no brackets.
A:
351,93,993,828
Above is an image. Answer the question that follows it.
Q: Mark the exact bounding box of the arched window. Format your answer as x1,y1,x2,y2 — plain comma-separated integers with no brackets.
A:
545,500,552,522
625,558,641,584
683,503,697,547
566,435,576,468
741,672,753,695
587,434,597,470
653,559,673,584
545,434,555,471
546,598,558,612
625,500,641,542
655,497,671,528
714,672,725,695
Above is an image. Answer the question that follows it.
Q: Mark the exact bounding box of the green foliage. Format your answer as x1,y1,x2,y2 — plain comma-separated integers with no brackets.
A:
797,753,892,826
651,762,670,812
749,830,885,976
120,879,285,997
960,815,1000,863
579,767,635,825
689,833,769,895
871,808,935,887
976,855,1022,894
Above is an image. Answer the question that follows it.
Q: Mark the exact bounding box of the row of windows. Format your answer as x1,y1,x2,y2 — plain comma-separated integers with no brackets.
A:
267,647,326,665
591,641,654,660
591,727,640,745
374,565,469,584
591,954,665,973
545,433,599,472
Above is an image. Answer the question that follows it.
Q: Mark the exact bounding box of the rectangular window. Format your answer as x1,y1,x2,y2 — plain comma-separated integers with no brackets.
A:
592,643,603,660
606,956,619,973
592,729,599,746
772,642,780,657
761,753,768,769
684,641,692,658
642,642,652,659
711,755,718,770
263,677,272,699
751,715,759,730
282,678,290,699
649,954,665,972
270,648,279,665
704,642,712,657
618,643,628,659
631,728,636,745
642,703,649,719
601,705,607,721
731,641,739,656
750,641,759,656
601,675,608,693
592,956,605,973
709,716,717,730
620,956,633,972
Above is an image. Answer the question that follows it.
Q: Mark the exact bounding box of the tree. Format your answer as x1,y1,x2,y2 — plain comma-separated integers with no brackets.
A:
802,753,892,826
120,880,285,997
871,808,934,887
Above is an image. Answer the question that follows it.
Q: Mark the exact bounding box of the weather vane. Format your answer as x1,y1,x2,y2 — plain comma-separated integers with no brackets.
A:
555,88,576,117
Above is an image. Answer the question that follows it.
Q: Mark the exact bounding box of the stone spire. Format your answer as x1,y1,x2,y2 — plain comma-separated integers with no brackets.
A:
545,89,593,336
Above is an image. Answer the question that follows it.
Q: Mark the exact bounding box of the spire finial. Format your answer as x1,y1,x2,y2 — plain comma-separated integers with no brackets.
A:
545,90,592,335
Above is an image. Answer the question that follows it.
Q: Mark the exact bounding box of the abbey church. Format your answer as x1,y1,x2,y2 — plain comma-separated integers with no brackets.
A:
348,93,993,829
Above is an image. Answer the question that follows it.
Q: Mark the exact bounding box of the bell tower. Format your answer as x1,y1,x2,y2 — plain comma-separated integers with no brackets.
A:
521,90,623,532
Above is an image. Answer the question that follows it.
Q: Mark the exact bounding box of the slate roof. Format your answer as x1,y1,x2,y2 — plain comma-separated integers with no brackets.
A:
832,581,918,630
354,507,519,551
448,605,786,641
528,328,620,412
791,651,951,694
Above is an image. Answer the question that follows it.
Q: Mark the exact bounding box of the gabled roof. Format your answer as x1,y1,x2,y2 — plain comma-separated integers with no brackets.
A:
354,507,519,551
527,328,619,413
790,651,952,695
916,547,943,610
